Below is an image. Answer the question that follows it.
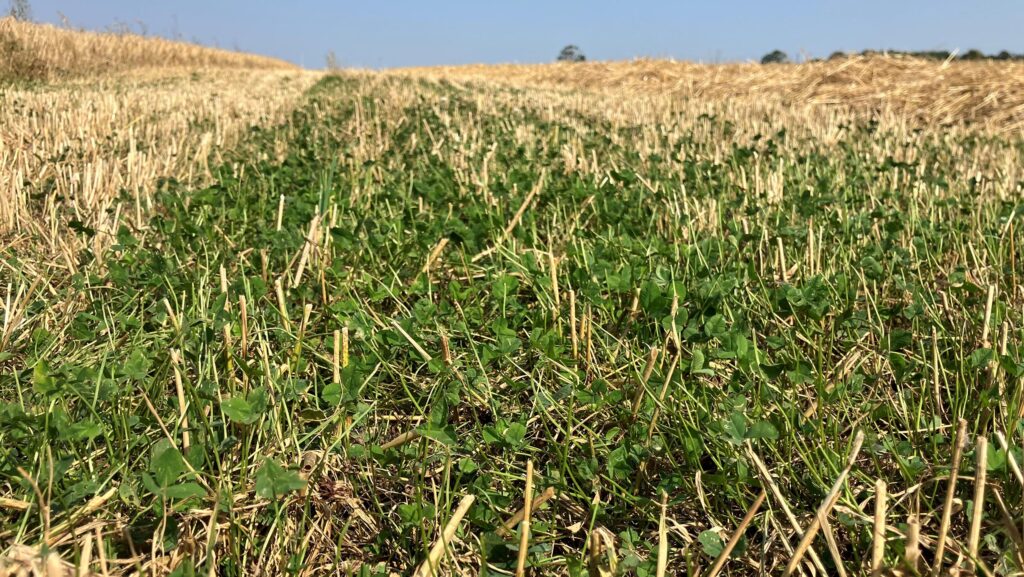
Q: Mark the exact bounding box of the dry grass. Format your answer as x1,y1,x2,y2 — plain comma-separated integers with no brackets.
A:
0,18,317,263
0,17,294,81
388,67,1021,210
0,21,320,364
0,545,77,577
0,69,320,264
396,55,1024,133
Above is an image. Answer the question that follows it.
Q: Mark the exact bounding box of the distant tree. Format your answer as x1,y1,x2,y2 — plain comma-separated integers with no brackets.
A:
557,45,586,63
828,51,847,60
760,49,788,64
831,48,1024,62
8,0,31,21
56,10,72,28
325,50,340,71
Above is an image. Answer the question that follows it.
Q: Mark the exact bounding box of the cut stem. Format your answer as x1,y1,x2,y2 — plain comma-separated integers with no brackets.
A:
333,329,341,384
498,487,556,538
275,278,291,333
995,431,1024,487
275,194,285,232
291,213,321,289
656,491,669,577
967,436,988,566
515,460,534,577
569,289,578,359
706,490,766,577
391,319,433,363
630,347,661,421
647,354,680,440
381,430,421,451
932,418,968,576
981,285,995,347
871,479,887,577
783,430,865,577
549,251,560,317
777,237,789,283
342,326,349,368
906,515,921,573
412,494,476,577
239,295,248,357
422,237,449,274
171,350,190,454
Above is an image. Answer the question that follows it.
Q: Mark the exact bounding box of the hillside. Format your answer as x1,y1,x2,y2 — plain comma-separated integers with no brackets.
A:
0,18,320,267
0,17,295,82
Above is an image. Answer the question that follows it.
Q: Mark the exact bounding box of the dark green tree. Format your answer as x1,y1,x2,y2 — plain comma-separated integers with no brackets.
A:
557,45,586,62
760,49,788,64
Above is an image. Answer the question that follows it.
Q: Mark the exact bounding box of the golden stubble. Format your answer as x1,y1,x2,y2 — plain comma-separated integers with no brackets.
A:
393,55,1024,134
0,16,293,78
0,20,323,354
1,69,322,264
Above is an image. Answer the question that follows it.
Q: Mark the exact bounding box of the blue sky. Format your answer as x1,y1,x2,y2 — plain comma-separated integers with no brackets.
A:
23,1,1024,69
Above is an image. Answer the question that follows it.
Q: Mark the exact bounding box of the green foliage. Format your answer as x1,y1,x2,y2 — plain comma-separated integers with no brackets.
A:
3,71,1024,575
699,530,725,557
254,459,306,499
220,387,269,425
557,44,586,62
760,49,788,64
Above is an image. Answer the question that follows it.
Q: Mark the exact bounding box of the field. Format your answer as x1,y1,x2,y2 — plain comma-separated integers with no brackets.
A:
3,19,1024,577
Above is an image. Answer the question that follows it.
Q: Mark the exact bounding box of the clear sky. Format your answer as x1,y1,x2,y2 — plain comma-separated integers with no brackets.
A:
23,1,1024,69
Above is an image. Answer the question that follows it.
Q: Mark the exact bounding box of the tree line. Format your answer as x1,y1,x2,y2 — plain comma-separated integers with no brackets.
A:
762,48,1024,64
556,46,1024,65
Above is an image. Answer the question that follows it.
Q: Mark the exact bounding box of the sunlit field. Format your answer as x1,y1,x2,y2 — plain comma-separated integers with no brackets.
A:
2,18,1024,576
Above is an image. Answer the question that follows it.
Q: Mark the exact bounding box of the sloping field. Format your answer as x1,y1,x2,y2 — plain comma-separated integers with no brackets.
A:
0,69,319,261
0,18,321,351
397,56,1024,133
0,16,318,251
1,17,294,81
2,35,1024,577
